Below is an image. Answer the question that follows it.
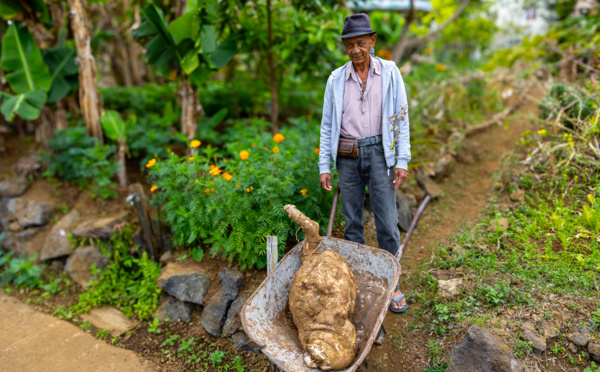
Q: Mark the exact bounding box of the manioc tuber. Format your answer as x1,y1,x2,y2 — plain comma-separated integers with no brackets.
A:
284,205,358,370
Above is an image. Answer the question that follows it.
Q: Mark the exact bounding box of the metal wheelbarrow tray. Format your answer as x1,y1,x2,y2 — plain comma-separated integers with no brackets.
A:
241,236,401,372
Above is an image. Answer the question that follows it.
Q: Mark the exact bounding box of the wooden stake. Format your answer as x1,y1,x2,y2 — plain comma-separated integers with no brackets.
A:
266,236,278,274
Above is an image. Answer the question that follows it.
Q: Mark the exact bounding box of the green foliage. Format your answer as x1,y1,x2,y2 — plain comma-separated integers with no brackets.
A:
147,318,161,334
148,118,333,269
101,110,135,142
44,127,119,199
100,84,177,116
0,252,44,288
96,329,110,340
539,83,598,127
70,224,162,320
514,338,532,357
42,46,79,103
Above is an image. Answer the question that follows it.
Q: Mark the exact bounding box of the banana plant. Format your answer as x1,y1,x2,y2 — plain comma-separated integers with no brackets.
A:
101,110,135,187
0,22,78,121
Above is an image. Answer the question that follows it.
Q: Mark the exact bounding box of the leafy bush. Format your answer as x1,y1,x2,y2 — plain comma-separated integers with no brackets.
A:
70,224,162,320
148,118,333,269
100,83,177,118
538,83,598,126
44,127,119,199
0,247,44,288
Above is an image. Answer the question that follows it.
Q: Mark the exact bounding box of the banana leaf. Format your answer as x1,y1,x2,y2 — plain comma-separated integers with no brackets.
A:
43,46,79,103
1,23,52,95
0,89,47,122
101,110,134,142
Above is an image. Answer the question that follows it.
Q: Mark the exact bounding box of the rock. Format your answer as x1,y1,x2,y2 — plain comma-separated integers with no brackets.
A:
536,318,559,339
447,325,525,372
231,332,260,354
487,218,509,232
568,342,578,353
396,189,413,232
438,278,463,298
159,251,173,264
154,295,195,323
405,193,417,208
40,210,79,261
222,293,249,337
13,154,44,178
50,259,65,272
2,228,41,256
0,177,30,197
521,328,546,355
415,169,442,199
72,211,128,239
567,332,590,348
9,222,21,231
157,263,211,305
64,246,109,287
509,189,525,203
588,343,600,362
219,268,244,300
433,154,453,180
81,307,139,337
200,268,244,337
5,198,54,228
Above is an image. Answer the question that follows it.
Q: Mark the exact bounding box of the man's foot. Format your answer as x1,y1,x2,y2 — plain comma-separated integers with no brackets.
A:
390,287,408,312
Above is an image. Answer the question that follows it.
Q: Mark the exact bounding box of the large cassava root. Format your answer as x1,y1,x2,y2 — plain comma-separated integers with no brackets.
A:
284,205,358,370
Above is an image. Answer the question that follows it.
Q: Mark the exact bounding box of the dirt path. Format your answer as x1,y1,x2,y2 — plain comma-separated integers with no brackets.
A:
0,293,156,372
359,100,536,371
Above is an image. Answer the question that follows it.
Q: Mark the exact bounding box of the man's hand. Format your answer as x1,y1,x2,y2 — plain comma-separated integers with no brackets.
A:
320,173,332,191
393,168,408,190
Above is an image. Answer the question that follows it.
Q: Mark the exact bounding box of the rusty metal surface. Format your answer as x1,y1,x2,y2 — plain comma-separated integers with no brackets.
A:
241,237,401,372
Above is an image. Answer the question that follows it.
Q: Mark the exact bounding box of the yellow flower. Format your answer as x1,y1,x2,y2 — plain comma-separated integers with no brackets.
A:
235,183,241,188
223,173,233,181
190,139,201,148
246,188,250,192
300,188,308,196
315,148,320,154
239,150,249,160
146,158,157,168
273,133,285,143
537,129,546,135
188,156,195,161
435,64,447,71
273,146,280,154
209,167,222,176
211,188,215,191
250,186,253,190
424,47,432,54
264,147,269,151
150,185,158,192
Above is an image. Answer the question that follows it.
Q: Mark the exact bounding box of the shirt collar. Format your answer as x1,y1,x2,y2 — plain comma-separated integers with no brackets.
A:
346,57,381,81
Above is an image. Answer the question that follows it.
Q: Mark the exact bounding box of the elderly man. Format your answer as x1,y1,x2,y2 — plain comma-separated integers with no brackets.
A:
318,13,411,312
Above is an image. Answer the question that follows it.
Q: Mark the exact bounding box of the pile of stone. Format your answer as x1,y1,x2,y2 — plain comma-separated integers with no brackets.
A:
154,263,259,353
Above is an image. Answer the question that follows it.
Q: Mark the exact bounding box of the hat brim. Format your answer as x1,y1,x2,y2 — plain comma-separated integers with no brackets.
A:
340,31,376,39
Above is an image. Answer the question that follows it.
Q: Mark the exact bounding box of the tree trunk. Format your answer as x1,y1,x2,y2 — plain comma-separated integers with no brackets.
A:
267,0,279,132
35,106,54,149
392,0,472,64
391,0,415,63
68,0,103,143
179,78,197,142
117,139,128,187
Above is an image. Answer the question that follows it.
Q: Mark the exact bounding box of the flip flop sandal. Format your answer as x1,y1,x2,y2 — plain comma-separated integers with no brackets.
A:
389,283,408,313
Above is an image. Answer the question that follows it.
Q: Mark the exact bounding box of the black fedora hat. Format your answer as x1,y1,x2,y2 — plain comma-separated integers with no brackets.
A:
340,13,376,39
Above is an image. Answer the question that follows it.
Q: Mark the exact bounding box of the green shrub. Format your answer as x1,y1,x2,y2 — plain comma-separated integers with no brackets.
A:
148,118,333,269
70,224,162,320
44,127,119,199
100,83,177,118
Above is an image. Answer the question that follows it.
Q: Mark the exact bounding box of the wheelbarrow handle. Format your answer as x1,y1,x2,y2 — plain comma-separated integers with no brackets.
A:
326,186,341,238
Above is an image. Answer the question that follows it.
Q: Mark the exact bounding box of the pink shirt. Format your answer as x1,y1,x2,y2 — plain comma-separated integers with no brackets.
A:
340,57,383,139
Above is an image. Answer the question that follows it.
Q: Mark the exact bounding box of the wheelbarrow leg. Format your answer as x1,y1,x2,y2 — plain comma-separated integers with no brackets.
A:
375,325,386,345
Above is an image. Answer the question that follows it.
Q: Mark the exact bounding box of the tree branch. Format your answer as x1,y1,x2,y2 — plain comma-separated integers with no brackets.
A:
391,0,415,63
392,0,472,63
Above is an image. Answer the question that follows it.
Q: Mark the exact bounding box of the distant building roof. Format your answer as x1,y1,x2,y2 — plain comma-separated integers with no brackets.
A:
349,0,433,13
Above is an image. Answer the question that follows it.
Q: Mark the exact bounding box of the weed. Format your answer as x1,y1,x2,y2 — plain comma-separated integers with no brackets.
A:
80,321,93,332
584,362,600,372
96,329,110,340
53,305,73,320
514,339,532,357
147,318,161,334
209,350,225,365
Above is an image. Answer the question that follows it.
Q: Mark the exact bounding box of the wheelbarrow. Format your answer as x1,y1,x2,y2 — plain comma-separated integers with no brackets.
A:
241,187,432,371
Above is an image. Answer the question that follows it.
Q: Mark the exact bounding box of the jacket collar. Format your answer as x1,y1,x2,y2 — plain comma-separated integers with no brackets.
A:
345,57,382,81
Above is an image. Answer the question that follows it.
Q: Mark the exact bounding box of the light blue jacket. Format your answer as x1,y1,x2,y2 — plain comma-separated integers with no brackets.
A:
318,57,411,174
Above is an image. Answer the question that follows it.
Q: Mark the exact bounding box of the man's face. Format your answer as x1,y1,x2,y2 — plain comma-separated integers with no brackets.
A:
342,34,376,65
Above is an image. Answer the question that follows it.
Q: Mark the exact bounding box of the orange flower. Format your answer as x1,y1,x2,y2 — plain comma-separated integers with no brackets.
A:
252,143,257,147
190,139,201,148
146,158,157,168
235,183,241,188
246,188,250,192
209,164,215,169
150,185,158,192
315,148,320,154
264,147,269,151
250,186,253,190
188,156,195,161
273,146,280,154
273,133,285,143
239,150,249,160
376,49,386,57
209,167,222,176
300,188,308,196
222,173,233,181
